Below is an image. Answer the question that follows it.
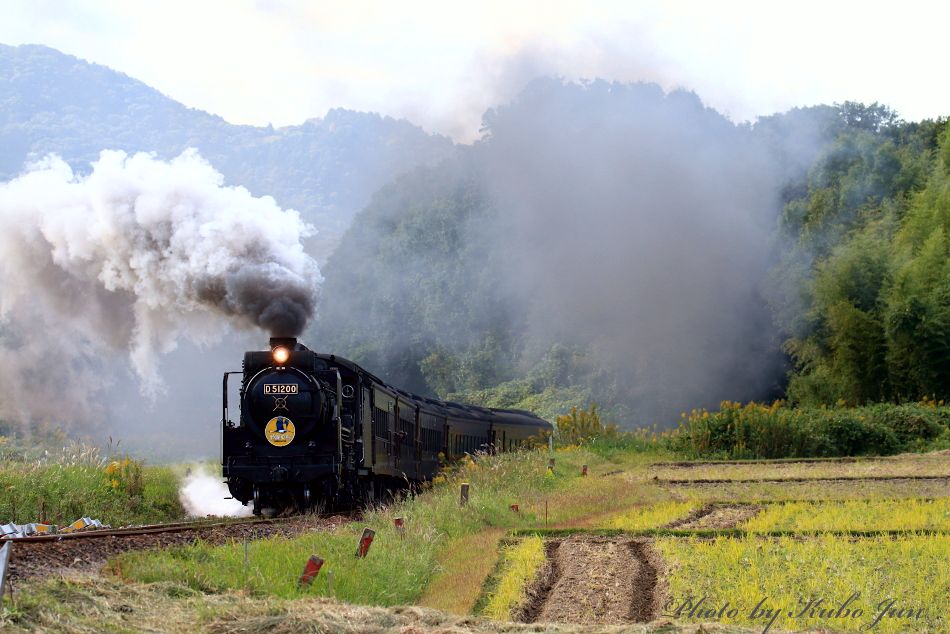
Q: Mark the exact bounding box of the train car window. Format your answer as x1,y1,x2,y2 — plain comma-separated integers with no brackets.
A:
372,406,389,438
398,406,415,446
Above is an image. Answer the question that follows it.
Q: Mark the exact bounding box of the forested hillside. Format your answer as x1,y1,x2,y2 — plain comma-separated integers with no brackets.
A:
0,43,453,242
772,111,950,406
6,42,946,429
313,82,950,425
314,80,820,422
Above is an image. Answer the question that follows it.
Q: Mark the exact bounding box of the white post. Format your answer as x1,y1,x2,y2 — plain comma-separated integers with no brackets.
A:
0,542,11,600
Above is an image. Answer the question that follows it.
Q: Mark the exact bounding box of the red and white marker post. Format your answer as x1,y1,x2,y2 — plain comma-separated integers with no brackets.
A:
356,528,375,558
298,555,324,586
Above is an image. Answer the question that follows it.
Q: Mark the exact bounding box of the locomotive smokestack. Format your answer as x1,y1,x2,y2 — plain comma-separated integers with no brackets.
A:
269,337,298,350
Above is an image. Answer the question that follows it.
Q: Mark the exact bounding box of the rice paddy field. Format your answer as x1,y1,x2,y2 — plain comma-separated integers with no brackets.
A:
3,445,948,633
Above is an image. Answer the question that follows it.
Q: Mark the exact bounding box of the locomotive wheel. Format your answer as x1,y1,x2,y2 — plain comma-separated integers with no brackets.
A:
252,485,262,516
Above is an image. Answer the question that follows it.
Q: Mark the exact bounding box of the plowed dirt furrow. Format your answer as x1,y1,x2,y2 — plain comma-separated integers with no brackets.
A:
524,536,662,625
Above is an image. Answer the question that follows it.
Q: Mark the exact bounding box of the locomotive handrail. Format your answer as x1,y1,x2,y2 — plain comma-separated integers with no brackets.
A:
222,371,243,427
333,369,343,470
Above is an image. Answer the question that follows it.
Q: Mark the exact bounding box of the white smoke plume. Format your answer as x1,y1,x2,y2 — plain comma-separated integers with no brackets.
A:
179,466,252,517
0,149,321,424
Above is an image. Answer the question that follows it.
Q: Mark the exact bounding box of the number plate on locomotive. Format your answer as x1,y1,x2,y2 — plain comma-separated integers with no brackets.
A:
264,384,298,394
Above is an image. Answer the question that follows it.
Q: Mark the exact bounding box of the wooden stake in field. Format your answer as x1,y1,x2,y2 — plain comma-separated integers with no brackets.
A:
356,527,376,558
298,555,324,586
548,457,555,472
459,482,470,506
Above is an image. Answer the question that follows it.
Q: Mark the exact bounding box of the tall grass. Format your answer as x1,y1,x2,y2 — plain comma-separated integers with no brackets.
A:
0,436,183,525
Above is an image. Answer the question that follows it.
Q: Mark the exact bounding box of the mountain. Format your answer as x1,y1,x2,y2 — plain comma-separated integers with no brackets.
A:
0,43,454,252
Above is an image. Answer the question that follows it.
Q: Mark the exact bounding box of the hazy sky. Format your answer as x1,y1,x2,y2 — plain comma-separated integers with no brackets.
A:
3,0,947,140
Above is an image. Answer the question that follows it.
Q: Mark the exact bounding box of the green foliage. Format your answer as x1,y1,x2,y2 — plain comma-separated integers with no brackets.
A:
671,401,949,459
836,101,901,132
778,118,950,406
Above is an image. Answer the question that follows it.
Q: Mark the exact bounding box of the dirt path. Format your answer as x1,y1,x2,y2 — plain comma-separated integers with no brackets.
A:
523,536,662,625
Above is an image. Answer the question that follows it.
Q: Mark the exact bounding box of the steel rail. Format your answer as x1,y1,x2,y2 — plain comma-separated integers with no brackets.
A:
0,515,301,544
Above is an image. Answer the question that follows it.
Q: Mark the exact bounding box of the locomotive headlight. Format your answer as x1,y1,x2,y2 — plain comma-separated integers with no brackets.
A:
272,346,290,365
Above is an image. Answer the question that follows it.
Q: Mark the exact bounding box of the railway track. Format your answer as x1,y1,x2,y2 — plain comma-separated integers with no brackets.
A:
4,512,354,584
1,515,290,544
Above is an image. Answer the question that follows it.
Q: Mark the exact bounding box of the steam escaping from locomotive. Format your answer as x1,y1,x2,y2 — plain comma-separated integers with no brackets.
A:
0,149,321,423
180,466,253,517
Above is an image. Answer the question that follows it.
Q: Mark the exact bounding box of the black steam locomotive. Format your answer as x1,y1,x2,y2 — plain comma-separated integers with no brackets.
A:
222,338,552,514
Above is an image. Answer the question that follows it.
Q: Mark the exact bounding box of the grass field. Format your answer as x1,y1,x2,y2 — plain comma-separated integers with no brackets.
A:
656,534,948,633
742,498,950,531
3,430,948,634
111,448,669,609
649,452,950,481
604,499,699,530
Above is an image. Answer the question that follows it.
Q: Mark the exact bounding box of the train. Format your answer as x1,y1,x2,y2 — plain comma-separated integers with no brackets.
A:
222,337,553,514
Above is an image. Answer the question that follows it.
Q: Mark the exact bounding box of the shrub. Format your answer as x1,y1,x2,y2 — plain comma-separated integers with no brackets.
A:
670,401,950,459
555,404,617,446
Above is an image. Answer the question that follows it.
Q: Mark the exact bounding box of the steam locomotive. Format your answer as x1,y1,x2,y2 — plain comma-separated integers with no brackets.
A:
222,338,552,514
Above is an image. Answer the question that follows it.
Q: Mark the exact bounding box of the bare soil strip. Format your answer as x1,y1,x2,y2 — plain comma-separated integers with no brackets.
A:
662,478,950,501
657,474,950,485
521,536,662,625
654,457,864,467
662,504,718,529
7,514,352,583
667,504,762,530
